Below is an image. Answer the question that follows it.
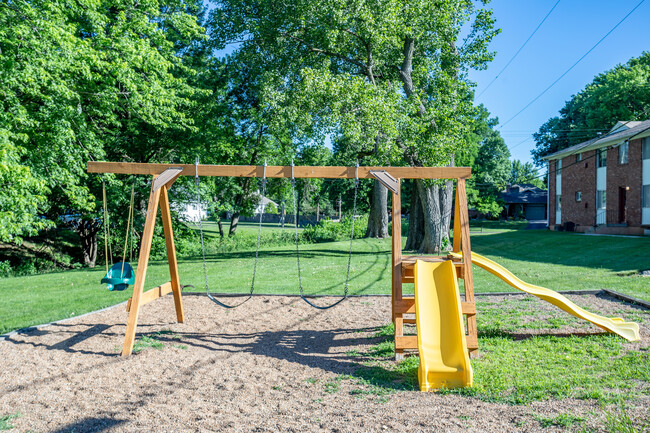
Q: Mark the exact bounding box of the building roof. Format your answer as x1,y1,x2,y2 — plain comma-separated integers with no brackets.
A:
500,184,548,204
543,119,650,161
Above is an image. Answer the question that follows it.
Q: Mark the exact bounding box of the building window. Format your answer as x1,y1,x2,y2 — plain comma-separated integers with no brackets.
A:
643,185,650,208
556,159,562,173
597,190,606,209
576,191,582,202
556,195,561,210
597,149,607,168
644,138,650,160
619,141,629,164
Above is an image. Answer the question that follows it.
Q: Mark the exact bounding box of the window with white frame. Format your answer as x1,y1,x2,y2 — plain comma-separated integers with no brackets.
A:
644,138,650,160
619,141,628,164
597,149,607,168
576,153,582,162
643,185,650,208
576,191,582,202
556,195,561,210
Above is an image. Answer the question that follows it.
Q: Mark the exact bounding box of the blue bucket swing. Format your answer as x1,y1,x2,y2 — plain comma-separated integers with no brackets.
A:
101,180,137,291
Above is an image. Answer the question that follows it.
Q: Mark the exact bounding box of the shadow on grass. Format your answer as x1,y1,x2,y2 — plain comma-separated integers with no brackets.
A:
477,327,610,340
471,230,650,273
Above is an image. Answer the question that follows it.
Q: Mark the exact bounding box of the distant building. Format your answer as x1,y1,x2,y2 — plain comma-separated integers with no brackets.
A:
254,195,278,215
500,184,548,220
543,120,650,235
178,203,207,222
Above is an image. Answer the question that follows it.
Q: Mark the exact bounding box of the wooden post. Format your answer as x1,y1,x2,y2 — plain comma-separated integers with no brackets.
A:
160,185,185,323
391,180,404,360
122,181,161,356
456,178,478,357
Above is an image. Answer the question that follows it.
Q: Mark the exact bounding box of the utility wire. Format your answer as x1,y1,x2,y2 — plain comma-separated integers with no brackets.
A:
477,0,561,99
498,0,646,130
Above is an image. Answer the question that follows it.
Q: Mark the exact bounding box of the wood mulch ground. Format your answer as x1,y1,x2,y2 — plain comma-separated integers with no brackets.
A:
0,293,648,432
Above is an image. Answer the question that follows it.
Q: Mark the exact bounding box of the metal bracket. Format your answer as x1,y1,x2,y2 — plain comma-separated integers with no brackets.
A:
370,170,400,194
153,167,184,192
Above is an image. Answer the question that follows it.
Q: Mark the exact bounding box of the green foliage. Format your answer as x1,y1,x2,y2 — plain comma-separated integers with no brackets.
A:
209,0,499,168
509,160,544,188
532,52,650,165
0,0,207,255
265,202,278,214
302,215,368,243
0,138,51,243
464,106,510,217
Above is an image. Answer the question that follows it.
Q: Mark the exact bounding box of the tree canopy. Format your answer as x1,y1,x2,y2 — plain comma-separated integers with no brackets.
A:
0,0,206,253
532,51,650,166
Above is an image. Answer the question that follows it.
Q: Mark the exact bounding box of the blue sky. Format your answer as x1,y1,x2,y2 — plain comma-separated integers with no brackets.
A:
471,0,650,166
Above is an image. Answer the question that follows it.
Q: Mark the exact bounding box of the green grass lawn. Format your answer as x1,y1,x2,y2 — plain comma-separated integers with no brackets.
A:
1,229,649,335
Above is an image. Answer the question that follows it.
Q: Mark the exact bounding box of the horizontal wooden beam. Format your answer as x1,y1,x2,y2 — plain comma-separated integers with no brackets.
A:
394,298,475,315
87,161,471,180
396,335,478,351
126,282,173,312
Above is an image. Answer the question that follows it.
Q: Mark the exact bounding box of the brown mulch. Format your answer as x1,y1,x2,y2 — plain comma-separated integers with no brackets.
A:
0,294,647,433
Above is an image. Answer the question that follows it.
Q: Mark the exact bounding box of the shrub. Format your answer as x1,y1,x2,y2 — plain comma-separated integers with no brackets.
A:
303,214,368,243
0,260,12,278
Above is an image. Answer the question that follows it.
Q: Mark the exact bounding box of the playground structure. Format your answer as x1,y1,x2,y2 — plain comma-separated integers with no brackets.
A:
86,161,639,392
87,161,479,361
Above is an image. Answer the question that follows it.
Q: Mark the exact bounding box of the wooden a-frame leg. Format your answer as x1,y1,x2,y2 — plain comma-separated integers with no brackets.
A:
122,184,161,357
456,179,479,358
160,185,184,323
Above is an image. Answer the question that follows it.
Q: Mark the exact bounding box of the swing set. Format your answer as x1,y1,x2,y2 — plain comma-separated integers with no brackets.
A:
87,161,477,359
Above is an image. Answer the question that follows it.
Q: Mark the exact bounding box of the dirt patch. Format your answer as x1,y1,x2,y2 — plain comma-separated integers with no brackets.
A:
0,294,647,432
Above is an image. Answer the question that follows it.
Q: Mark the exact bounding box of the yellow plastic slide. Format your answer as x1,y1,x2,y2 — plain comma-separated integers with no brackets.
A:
414,260,473,391
452,252,640,342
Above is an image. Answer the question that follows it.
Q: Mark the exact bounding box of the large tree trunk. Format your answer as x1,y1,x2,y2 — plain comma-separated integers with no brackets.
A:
229,211,240,236
217,217,224,238
405,182,423,250
76,219,100,267
408,180,454,253
365,179,389,238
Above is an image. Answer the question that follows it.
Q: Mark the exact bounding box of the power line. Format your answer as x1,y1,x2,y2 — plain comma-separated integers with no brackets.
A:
477,0,561,99
498,0,646,130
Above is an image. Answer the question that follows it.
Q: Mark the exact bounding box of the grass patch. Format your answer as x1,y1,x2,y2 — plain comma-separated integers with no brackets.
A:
132,336,164,353
534,413,585,428
0,413,19,431
132,330,180,353
603,406,650,433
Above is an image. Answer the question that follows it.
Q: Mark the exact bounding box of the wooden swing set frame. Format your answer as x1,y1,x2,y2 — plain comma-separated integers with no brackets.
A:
88,161,477,358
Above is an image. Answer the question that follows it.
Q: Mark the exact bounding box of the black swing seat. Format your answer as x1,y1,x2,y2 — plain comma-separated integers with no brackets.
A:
101,262,136,291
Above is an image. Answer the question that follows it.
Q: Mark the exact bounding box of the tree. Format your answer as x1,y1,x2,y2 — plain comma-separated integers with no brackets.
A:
209,0,498,252
532,51,650,165
509,160,544,188
0,0,207,264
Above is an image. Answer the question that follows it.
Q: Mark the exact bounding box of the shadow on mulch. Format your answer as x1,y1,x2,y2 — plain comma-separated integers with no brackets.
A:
49,417,127,433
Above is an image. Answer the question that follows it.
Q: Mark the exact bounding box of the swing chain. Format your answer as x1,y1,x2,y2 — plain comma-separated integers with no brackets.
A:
194,157,211,304
249,160,267,294
195,157,265,308
292,161,358,309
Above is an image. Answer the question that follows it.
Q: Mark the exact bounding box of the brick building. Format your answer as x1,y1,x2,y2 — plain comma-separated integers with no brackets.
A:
544,120,650,235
